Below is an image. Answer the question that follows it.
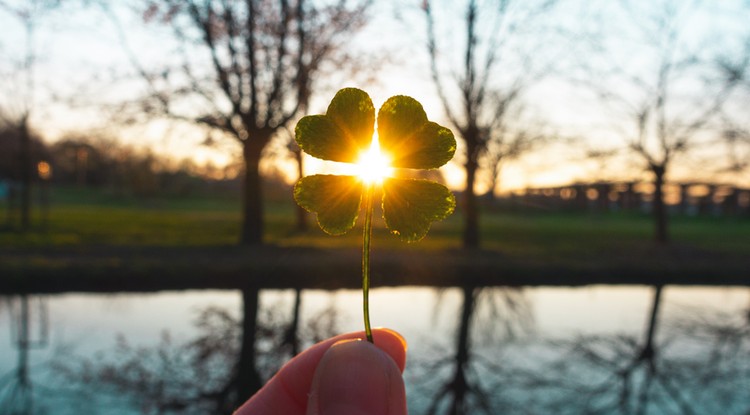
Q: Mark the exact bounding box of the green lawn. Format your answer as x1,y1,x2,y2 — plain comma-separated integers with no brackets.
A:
1,186,749,255
1,187,241,246
1,186,748,291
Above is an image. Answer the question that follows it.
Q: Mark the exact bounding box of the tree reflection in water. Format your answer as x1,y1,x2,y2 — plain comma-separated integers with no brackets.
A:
412,286,534,415
0,296,49,415
51,290,339,415
510,285,750,415
410,285,749,415
37,286,750,414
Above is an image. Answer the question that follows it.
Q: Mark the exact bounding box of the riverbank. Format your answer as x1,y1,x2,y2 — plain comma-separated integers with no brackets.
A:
1,242,748,294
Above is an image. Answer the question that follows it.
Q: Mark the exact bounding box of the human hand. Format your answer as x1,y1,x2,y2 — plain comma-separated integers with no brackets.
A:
234,328,408,415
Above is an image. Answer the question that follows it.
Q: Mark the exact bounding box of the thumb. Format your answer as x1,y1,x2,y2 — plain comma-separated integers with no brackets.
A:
306,338,407,415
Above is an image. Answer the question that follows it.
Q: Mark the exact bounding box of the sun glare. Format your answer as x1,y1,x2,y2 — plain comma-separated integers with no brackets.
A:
356,137,393,184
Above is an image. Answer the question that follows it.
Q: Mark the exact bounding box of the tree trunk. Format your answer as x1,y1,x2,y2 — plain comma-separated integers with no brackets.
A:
19,119,32,231
294,147,307,232
241,141,265,246
651,165,668,244
463,155,480,249
235,287,262,407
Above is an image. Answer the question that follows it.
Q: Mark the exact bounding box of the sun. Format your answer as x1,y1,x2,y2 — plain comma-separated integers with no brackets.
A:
356,137,393,184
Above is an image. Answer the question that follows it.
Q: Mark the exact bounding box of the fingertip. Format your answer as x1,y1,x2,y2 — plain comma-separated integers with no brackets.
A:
308,339,407,415
371,328,408,373
375,327,408,352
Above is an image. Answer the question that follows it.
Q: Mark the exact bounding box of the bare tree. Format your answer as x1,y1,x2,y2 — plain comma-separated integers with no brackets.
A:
84,4,371,406
578,1,747,243
0,0,59,231
105,0,370,246
422,0,560,249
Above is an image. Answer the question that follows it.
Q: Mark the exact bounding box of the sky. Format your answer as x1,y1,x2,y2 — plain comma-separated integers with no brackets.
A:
0,0,748,193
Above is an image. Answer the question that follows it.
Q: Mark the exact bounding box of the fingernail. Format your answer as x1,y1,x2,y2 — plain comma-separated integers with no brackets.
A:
307,339,406,415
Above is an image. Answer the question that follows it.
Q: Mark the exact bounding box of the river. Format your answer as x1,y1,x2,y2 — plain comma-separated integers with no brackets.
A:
1,285,748,414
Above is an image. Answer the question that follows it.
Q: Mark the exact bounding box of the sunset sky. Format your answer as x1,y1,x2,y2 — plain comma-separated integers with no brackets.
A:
1,0,748,193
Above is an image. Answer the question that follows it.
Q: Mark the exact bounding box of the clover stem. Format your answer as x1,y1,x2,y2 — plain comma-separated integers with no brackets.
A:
362,182,375,343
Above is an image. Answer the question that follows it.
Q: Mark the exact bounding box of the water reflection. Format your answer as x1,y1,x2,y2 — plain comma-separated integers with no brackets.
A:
46,290,339,414
0,286,747,414
494,286,750,414
512,286,675,414
236,288,261,408
0,296,49,415
415,286,533,415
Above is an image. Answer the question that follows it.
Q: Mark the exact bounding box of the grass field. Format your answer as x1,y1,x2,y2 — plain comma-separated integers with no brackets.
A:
1,185,748,292
2,185,748,253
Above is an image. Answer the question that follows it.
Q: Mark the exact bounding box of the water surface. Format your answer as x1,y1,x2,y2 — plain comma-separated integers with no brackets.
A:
1,285,748,414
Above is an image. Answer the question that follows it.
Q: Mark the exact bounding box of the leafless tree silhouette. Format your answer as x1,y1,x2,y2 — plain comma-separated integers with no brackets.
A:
422,0,561,248
99,0,370,246
0,0,60,231
576,1,748,243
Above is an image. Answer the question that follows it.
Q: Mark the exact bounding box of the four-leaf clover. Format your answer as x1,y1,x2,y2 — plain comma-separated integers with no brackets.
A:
294,87,456,242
